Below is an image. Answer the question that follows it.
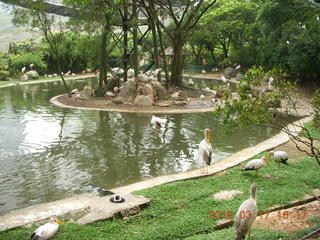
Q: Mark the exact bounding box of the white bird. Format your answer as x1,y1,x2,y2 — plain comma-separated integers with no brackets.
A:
242,156,271,176
199,128,213,174
204,87,216,96
235,65,241,70
70,88,79,95
21,66,26,73
30,63,34,70
53,73,58,77
235,183,258,240
221,75,228,83
112,67,124,75
72,73,76,76
31,217,63,240
138,58,146,69
187,97,190,104
152,68,162,77
171,92,180,99
105,91,115,97
48,75,53,78
202,69,207,74
188,78,194,87
212,67,218,72
200,94,205,102
269,150,288,166
114,86,119,93
151,115,167,128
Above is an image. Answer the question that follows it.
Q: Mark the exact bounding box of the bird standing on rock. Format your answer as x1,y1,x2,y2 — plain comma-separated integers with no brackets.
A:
31,217,63,240
199,128,213,174
235,183,258,240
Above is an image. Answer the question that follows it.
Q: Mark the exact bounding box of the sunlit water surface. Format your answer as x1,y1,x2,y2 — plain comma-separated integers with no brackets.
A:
0,78,279,215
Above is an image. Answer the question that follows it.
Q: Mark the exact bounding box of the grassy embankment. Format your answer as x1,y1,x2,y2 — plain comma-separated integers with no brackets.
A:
0,127,319,240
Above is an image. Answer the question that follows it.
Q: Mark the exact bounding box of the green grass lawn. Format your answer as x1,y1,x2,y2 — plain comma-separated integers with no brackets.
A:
1,151,319,240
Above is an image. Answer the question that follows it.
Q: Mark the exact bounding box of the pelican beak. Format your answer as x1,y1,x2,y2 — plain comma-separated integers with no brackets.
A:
207,130,211,143
264,154,271,167
54,219,63,224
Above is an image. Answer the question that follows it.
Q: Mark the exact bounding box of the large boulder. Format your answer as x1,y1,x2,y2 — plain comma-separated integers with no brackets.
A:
134,95,153,107
26,70,39,80
119,80,137,102
141,83,154,96
79,85,94,100
153,82,167,100
137,73,150,83
20,74,28,81
224,67,236,79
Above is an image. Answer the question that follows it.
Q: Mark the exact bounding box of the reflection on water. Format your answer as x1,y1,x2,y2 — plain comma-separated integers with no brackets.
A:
0,78,279,215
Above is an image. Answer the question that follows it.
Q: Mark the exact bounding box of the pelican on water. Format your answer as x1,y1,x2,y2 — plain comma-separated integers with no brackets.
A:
235,183,258,240
31,217,63,240
241,155,271,176
151,115,167,128
199,128,213,174
269,150,288,166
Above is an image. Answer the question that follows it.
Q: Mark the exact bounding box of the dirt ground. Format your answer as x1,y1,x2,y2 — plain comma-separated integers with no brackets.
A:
254,200,320,238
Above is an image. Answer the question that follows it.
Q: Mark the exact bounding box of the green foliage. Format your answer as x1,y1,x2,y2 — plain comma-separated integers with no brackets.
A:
0,51,10,80
312,89,320,128
0,154,319,239
9,52,47,75
215,66,295,132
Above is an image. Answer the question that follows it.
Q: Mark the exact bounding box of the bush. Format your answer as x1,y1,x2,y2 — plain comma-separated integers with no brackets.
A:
312,89,320,129
9,52,47,75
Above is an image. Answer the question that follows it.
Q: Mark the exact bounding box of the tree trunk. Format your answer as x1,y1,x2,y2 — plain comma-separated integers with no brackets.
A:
99,27,107,92
132,0,139,78
170,35,184,86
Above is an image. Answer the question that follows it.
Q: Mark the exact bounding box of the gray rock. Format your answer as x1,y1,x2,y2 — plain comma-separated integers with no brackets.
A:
79,85,95,100
224,67,236,79
20,74,28,81
26,70,39,79
152,82,167,100
137,73,150,83
134,95,153,107
112,97,124,105
119,81,137,102
235,72,244,81
141,83,154,97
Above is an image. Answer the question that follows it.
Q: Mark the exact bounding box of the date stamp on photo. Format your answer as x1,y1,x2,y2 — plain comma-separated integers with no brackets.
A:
208,210,309,220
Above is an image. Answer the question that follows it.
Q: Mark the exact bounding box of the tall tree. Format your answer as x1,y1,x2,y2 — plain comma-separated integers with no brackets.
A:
146,0,217,86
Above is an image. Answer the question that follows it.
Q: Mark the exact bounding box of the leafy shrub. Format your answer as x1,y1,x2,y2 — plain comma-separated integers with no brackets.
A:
9,52,47,75
0,51,9,80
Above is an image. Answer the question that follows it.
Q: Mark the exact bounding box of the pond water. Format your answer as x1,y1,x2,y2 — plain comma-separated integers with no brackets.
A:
0,78,279,215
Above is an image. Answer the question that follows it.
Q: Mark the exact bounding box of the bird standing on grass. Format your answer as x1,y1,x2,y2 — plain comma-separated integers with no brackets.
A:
269,150,288,166
241,155,271,176
199,128,213,174
31,217,63,240
235,183,258,240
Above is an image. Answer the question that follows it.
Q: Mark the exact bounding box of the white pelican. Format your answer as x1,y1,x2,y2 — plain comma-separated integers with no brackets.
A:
235,65,241,70
200,94,205,102
241,155,271,176
21,66,26,73
151,115,167,128
188,78,194,87
202,69,207,74
199,128,213,174
221,75,227,83
30,63,34,70
269,150,288,166
31,217,63,240
235,183,258,240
